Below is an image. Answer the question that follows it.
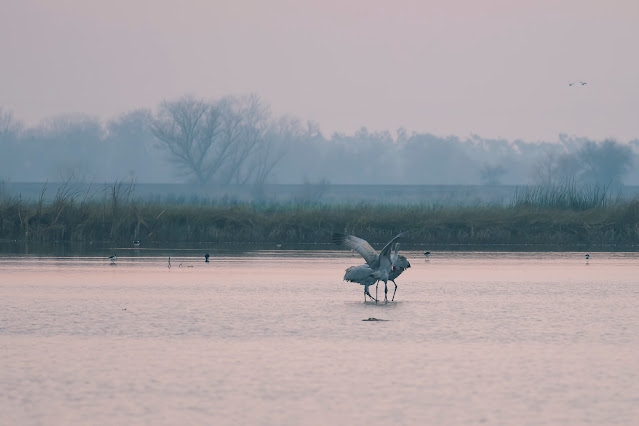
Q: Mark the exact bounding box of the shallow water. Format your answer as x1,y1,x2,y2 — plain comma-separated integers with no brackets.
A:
1,250,638,425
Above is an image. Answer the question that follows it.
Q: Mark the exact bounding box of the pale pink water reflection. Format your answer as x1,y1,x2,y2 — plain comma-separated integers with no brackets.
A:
1,251,638,425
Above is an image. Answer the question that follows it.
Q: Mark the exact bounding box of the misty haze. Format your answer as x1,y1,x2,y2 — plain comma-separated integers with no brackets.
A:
2,96,639,206
3,1,639,426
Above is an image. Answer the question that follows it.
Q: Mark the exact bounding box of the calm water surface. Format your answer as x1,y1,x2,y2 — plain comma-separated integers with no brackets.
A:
1,250,638,425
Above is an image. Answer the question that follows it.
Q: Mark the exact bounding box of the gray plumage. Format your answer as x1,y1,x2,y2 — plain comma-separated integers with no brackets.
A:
389,254,411,301
343,264,379,302
333,232,403,303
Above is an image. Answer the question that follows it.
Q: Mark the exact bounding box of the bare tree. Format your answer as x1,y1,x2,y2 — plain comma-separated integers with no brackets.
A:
576,140,632,186
151,94,290,186
531,139,633,187
0,108,22,139
217,95,269,184
479,163,506,185
151,96,221,184
249,116,304,189
531,150,577,185
0,108,23,179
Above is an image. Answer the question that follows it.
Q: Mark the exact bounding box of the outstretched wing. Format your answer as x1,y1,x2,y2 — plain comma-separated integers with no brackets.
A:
332,233,379,267
379,233,403,261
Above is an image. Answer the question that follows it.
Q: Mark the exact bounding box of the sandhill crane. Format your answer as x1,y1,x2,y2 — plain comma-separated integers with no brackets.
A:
389,243,411,301
344,264,379,302
333,232,402,303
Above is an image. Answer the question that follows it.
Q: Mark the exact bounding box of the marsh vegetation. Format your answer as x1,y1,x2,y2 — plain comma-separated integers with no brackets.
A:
1,180,638,248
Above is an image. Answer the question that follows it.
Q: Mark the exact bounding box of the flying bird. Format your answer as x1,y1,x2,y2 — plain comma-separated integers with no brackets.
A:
333,232,403,303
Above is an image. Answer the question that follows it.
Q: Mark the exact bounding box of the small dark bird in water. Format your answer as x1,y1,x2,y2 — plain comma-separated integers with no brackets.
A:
585,254,590,260
205,253,210,262
424,251,431,257
109,255,117,263
133,240,140,247
580,81,587,85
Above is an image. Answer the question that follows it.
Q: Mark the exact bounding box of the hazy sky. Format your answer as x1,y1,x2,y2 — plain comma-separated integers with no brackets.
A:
2,0,638,141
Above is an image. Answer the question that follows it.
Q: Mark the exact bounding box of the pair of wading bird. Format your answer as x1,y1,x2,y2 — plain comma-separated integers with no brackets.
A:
333,233,411,303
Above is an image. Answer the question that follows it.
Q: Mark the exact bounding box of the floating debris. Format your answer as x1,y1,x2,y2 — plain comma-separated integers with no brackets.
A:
362,317,388,322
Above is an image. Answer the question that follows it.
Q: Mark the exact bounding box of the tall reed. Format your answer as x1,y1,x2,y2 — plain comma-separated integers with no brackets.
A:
1,181,638,247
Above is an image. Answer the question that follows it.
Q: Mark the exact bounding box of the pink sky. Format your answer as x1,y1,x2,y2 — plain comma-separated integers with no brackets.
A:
2,0,638,141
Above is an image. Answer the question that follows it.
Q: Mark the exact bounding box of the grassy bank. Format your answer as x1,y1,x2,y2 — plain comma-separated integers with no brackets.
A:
2,181,639,247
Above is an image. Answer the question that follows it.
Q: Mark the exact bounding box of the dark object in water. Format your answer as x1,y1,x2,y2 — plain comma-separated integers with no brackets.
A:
362,317,388,322
133,240,140,247
205,253,210,262
424,251,431,257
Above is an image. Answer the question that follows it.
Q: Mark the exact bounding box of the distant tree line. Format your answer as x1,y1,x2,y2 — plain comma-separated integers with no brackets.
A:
1,100,638,187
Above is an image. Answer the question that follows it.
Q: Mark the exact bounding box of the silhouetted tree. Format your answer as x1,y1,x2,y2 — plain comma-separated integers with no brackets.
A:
0,108,23,179
152,95,293,185
26,114,105,181
105,109,163,181
0,108,22,139
576,140,632,186
479,163,506,185
531,139,633,187
151,96,221,183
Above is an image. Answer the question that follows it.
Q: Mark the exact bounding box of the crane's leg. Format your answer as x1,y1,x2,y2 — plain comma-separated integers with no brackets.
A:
384,280,388,303
365,286,377,303
375,283,378,304
392,280,398,301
